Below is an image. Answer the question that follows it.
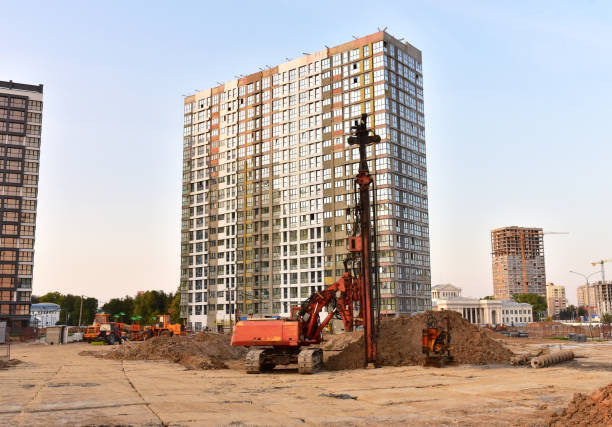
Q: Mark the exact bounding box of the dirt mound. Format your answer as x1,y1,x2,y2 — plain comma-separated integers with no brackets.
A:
82,332,246,370
549,383,612,426
320,310,513,370
0,359,21,370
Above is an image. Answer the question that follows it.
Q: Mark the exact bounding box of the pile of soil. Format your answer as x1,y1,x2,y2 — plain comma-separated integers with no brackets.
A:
320,310,513,370
549,383,612,426
82,332,246,370
0,359,21,370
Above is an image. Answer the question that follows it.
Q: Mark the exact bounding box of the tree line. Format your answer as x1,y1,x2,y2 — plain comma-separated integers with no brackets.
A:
32,289,181,326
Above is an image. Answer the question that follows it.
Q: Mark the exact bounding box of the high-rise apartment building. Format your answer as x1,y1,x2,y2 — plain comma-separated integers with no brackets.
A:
592,281,612,317
577,283,597,316
0,81,43,328
546,282,567,319
180,32,430,331
491,226,546,299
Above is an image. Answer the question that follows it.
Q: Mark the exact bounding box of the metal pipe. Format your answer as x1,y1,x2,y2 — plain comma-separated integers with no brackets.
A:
530,350,574,368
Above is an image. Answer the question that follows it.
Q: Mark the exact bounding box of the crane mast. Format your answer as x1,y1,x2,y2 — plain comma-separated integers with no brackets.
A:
347,113,381,366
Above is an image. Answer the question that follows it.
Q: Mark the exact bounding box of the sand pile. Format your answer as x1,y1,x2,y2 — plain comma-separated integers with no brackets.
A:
83,332,246,370
320,310,513,370
549,383,612,426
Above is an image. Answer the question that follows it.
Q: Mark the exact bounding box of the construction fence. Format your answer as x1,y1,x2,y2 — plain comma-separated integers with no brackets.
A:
520,322,612,339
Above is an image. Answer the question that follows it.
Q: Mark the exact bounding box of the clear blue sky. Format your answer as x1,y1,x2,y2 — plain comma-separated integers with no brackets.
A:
3,1,611,304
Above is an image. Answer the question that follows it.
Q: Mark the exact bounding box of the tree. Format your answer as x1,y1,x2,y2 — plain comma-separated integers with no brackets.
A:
560,305,577,321
601,313,612,324
37,292,98,326
483,296,495,300
132,290,173,321
170,288,182,324
101,291,176,325
513,293,547,321
577,306,588,318
101,296,134,320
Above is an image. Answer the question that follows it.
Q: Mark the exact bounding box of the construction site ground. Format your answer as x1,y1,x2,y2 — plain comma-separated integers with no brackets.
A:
2,339,612,426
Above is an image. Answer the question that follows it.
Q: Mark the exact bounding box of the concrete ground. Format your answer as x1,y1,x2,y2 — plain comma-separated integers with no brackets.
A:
2,340,612,426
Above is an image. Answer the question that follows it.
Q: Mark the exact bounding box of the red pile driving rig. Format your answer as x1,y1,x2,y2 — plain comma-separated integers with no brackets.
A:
231,114,382,374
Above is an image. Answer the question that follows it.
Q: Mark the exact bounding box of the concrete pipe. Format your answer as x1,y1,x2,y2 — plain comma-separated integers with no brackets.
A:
530,350,574,368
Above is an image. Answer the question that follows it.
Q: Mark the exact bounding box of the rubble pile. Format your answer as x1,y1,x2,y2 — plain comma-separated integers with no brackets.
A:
549,383,612,427
84,332,246,370
321,310,513,370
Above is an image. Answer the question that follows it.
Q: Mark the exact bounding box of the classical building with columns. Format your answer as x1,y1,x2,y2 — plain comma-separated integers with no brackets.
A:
434,297,533,326
431,284,461,300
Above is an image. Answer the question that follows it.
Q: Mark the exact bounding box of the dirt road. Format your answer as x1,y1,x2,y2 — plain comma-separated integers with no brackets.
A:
2,340,612,426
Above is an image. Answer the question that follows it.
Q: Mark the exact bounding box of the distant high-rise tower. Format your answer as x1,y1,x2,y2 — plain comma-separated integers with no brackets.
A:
546,282,567,318
491,226,546,299
0,81,43,328
180,32,431,331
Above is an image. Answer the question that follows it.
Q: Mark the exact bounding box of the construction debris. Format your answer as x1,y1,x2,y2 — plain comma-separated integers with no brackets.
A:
510,349,546,366
549,383,612,426
530,350,574,368
82,331,246,370
320,310,513,370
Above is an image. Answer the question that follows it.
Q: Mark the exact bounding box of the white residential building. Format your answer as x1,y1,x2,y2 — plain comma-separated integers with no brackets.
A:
435,297,532,326
30,303,60,328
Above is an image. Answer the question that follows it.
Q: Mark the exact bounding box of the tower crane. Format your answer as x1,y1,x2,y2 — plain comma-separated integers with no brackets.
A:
591,258,612,287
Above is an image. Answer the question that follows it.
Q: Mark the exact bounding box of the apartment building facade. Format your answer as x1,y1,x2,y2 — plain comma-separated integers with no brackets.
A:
0,81,43,328
577,283,597,316
491,226,546,299
180,32,431,331
592,281,612,317
546,282,567,319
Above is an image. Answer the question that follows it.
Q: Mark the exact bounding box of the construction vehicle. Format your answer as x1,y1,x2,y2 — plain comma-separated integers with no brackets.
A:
83,313,111,343
123,316,148,341
422,312,453,367
145,314,184,338
231,114,381,374
98,321,125,345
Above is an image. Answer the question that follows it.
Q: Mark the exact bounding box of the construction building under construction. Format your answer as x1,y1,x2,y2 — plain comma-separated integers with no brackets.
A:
491,226,546,299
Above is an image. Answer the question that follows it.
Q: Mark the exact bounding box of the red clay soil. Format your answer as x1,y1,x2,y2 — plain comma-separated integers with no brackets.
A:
81,332,246,370
548,383,612,427
320,310,513,370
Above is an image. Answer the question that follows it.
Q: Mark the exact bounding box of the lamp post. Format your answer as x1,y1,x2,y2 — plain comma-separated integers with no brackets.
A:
569,270,599,322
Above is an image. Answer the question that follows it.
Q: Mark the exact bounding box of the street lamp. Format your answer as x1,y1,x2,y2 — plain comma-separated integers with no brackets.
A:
569,270,600,321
